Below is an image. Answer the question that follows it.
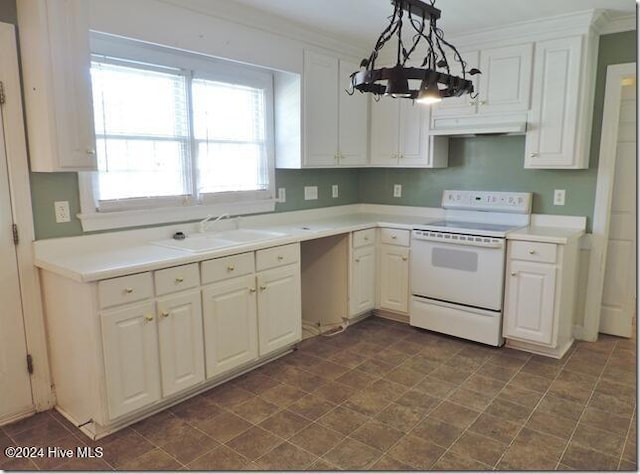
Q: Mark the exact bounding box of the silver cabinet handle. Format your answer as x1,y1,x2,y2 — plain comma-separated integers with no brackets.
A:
511,272,517,276
175,276,184,283
86,148,96,155
227,265,235,271
479,100,487,105
355,258,360,263
528,249,536,255
391,235,397,239
161,311,170,318
124,288,134,294
530,152,538,158
249,288,256,293
144,313,154,322
259,285,267,291
402,256,408,261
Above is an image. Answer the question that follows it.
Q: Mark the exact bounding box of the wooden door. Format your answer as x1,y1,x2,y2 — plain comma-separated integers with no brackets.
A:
257,264,301,356
378,245,410,313
202,275,258,378
600,81,637,337
338,59,368,166
0,104,33,423
350,245,376,317
369,95,399,166
157,290,205,396
478,43,533,114
101,302,161,419
303,50,339,166
504,261,556,345
398,100,427,165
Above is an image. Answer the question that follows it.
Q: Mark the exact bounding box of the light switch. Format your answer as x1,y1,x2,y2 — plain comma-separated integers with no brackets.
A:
277,188,286,203
332,185,339,198
304,186,318,200
393,184,402,198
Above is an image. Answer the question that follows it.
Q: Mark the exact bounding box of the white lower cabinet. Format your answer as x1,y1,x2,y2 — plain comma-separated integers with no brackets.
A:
156,290,205,397
350,245,376,316
202,275,258,378
101,301,161,420
503,239,579,358
257,264,301,356
378,245,410,314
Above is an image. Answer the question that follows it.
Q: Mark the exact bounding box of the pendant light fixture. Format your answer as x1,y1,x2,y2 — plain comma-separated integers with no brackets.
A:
348,0,480,104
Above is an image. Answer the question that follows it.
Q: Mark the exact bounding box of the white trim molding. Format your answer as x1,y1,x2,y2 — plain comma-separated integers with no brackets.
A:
583,62,636,341
0,22,54,412
599,13,637,35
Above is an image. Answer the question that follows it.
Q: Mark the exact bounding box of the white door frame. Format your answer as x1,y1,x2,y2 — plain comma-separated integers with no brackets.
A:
0,22,54,413
583,62,636,341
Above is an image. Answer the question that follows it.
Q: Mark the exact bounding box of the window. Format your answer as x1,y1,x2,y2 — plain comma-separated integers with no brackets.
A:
79,35,275,230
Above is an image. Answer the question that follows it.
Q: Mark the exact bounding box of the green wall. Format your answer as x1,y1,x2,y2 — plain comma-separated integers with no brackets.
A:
3,0,635,239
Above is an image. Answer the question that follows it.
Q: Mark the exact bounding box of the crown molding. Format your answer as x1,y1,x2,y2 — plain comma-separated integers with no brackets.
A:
598,12,637,35
449,9,608,49
156,0,369,60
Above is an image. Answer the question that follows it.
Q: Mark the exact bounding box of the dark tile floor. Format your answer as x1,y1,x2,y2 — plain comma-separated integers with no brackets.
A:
1,317,636,471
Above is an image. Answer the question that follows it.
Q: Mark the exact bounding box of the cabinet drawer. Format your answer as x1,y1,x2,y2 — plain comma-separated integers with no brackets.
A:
98,273,153,309
154,263,200,296
510,241,557,263
380,228,410,246
256,244,299,271
352,228,376,248
202,252,255,285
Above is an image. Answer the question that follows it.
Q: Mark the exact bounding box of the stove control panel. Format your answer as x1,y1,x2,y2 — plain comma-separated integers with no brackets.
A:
442,190,532,214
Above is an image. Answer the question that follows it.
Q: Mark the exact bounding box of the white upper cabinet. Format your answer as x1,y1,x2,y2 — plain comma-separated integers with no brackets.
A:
525,36,586,169
478,44,533,114
370,96,448,168
433,45,532,119
17,0,97,172
302,50,368,167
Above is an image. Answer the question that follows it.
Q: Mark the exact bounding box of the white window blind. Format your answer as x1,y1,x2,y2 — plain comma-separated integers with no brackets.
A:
91,59,191,204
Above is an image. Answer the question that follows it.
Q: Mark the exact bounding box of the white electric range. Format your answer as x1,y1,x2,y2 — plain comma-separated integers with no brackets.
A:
410,190,532,346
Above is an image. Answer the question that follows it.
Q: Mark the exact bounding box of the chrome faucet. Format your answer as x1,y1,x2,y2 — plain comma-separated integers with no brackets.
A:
198,212,230,233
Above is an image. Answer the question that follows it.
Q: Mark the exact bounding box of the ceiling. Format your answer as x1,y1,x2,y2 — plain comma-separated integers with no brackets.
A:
226,0,635,47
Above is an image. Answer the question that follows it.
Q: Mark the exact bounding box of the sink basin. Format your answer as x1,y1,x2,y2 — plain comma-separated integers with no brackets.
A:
217,229,287,242
150,229,287,253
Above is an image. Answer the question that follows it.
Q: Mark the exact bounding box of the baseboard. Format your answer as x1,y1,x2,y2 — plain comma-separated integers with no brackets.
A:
0,407,36,427
373,309,409,324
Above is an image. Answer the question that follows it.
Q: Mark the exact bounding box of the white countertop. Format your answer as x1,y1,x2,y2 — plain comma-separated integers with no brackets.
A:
507,226,585,244
33,205,587,283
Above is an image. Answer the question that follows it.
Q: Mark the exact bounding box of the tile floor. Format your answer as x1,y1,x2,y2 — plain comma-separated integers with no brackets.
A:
0,317,636,471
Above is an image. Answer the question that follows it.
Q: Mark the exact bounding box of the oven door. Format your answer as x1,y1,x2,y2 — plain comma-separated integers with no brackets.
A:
410,232,506,311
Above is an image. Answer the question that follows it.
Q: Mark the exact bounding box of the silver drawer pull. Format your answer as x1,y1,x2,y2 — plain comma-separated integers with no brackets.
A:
511,272,517,276
249,288,256,293
391,235,397,239
402,256,408,261
277,256,284,261
227,265,235,271
530,152,538,158
124,288,134,294
259,285,267,291
528,249,536,255
144,313,154,322
175,276,184,283
161,311,170,318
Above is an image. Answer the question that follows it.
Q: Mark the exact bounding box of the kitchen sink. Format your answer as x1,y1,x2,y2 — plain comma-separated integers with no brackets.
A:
150,228,287,253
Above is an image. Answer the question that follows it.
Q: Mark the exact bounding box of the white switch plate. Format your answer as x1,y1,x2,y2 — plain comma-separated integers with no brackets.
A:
277,187,286,203
54,201,71,223
332,185,339,198
553,189,566,206
304,186,318,200
393,184,402,198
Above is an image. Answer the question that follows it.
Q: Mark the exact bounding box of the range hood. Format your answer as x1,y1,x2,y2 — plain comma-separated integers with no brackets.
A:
430,113,528,136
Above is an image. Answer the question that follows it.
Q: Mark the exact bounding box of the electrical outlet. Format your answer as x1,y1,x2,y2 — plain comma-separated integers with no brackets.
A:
304,186,318,200
54,201,71,223
553,189,566,206
277,187,286,203
393,184,402,198
332,185,339,198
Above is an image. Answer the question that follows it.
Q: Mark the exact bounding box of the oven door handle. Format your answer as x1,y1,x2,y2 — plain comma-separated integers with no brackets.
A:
413,236,504,249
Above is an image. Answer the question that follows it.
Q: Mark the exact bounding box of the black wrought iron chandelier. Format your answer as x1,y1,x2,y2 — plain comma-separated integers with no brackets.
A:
348,0,480,104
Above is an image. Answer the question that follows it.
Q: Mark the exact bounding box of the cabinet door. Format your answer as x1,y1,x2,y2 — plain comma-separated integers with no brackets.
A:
304,50,339,166
101,302,161,420
18,0,97,171
503,260,557,345
350,245,376,317
257,264,301,356
432,50,481,118
338,60,368,166
525,36,583,168
202,275,258,379
157,290,205,397
478,43,533,114
370,95,400,166
398,100,427,165
378,245,410,313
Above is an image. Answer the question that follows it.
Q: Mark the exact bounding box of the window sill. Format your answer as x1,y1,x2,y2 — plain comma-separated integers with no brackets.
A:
78,199,276,232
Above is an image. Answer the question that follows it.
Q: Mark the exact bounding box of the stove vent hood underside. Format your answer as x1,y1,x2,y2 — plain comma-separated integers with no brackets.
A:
430,113,527,136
